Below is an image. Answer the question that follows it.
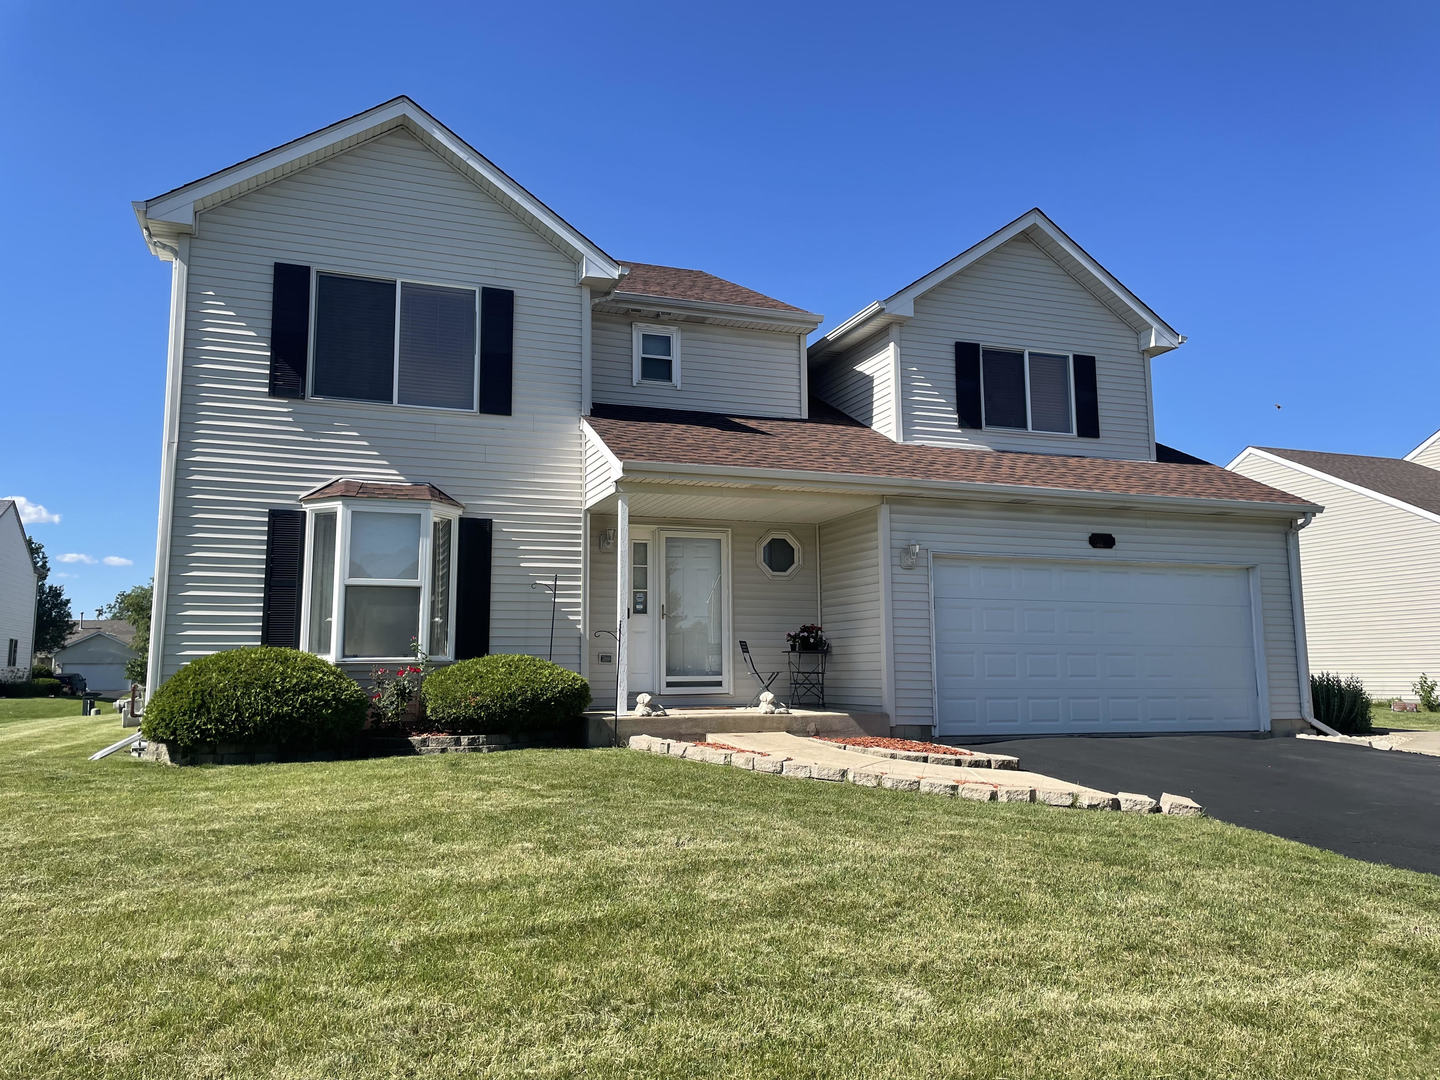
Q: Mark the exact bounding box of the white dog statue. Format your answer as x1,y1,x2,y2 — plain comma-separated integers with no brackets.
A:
757,691,789,715
634,693,667,717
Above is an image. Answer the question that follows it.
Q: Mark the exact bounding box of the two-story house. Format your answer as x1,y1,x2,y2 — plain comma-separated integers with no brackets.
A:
135,97,1319,740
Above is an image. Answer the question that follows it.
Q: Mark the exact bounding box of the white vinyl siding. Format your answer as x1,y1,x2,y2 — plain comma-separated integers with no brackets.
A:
818,509,886,709
158,129,586,682
587,516,819,709
591,313,804,417
886,499,1303,730
1409,435,1440,472
0,507,37,680
812,330,897,439
1230,453,1440,697
899,234,1153,458
582,428,618,508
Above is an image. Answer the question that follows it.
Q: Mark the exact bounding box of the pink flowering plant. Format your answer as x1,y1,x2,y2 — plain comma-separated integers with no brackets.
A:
786,624,828,652
368,638,433,728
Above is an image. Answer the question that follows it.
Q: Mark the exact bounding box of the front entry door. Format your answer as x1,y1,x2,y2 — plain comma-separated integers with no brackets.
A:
626,531,655,694
660,530,728,693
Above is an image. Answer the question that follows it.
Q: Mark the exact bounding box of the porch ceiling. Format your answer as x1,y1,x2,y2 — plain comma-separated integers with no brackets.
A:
588,483,879,524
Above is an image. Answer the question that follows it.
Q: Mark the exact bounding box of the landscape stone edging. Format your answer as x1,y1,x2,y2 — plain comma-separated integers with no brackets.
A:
822,741,1021,770
1297,732,1440,759
624,735,1169,814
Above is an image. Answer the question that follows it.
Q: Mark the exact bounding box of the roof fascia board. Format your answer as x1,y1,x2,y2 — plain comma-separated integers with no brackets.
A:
1231,447,1440,527
1405,428,1440,463
139,97,622,282
613,459,1318,517
808,302,904,360
600,291,822,331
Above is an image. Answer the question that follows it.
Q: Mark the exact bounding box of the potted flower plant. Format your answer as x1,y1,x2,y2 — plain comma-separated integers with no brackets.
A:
786,624,828,652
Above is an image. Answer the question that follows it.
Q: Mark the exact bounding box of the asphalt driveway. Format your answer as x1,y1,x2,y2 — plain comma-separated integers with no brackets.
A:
967,734,1440,876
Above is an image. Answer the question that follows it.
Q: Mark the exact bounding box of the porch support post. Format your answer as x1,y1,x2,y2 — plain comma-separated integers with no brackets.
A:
615,491,630,717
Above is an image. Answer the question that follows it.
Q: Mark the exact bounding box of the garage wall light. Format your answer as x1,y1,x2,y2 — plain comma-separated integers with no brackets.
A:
900,542,922,569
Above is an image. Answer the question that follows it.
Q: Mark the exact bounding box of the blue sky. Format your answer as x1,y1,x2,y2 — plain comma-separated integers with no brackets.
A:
1,0,1435,617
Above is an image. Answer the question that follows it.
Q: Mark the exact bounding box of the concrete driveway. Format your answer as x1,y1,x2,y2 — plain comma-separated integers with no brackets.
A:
967,734,1440,876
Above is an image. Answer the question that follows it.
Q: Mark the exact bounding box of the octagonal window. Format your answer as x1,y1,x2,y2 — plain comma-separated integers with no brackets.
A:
758,532,801,578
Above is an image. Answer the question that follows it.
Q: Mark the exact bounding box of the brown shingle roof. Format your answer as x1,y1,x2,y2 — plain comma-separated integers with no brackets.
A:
617,262,810,313
301,479,462,508
1256,447,1440,516
586,403,1312,508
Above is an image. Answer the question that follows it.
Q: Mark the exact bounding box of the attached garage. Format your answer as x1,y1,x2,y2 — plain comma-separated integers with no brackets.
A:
933,557,1263,735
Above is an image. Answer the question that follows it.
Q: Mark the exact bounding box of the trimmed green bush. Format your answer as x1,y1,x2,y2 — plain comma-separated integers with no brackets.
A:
423,654,591,734
0,678,62,698
142,647,367,748
1311,672,1371,734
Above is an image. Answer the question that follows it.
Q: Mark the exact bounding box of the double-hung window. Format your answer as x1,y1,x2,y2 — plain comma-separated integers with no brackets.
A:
632,324,680,387
311,272,479,411
980,347,1075,434
302,499,458,661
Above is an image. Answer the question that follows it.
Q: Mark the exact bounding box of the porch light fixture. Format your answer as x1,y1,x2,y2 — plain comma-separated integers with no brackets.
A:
900,542,922,570
597,529,616,553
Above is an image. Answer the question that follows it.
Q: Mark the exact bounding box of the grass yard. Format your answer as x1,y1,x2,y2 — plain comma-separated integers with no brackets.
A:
0,696,89,721
1370,702,1440,732
3,713,1440,1080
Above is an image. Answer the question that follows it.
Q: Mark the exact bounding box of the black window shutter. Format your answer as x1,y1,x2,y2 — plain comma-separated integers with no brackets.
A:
479,287,514,415
954,342,983,429
261,509,306,648
1074,354,1100,438
454,518,493,659
269,263,311,399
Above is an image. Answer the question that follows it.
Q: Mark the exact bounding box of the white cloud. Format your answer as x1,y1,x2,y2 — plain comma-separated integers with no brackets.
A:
58,553,97,565
55,572,77,579
3,495,60,525
102,555,134,567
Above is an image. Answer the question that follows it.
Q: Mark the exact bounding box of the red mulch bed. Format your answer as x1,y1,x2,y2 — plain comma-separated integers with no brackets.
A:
695,740,769,757
817,735,974,756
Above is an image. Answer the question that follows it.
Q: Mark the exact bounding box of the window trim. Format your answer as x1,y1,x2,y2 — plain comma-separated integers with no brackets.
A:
978,344,1078,436
306,268,483,413
632,323,681,388
299,496,460,663
756,530,802,580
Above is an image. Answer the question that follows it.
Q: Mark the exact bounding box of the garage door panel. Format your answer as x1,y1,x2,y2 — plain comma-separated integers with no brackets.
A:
934,558,1260,735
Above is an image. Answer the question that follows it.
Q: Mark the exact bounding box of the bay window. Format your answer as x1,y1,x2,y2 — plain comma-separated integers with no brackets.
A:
300,498,458,661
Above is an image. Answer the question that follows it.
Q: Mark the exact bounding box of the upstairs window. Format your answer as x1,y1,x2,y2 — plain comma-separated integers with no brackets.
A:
632,324,680,387
312,272,479,411
981,347,1074,434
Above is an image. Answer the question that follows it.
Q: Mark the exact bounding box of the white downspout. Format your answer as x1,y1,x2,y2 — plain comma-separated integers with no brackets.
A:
1287,512,1337,736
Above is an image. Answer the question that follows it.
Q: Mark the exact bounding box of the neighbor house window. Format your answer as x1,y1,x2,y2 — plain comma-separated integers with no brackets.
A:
311,272,479,410
632,324,680,387
981,347,1074,434
301,500,458,661
5,639,15,667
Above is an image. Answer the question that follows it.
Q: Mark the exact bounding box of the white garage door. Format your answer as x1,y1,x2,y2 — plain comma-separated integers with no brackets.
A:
934,558,1261,736
67,663,130,695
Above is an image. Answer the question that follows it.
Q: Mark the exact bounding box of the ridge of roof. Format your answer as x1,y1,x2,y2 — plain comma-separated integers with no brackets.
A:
586,402,1310,510
1249,446,1440,518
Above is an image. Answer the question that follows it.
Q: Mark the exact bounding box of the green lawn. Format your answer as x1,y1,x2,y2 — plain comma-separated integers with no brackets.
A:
1370,702,1440,732
3,714,1439,1079
0,696,89,721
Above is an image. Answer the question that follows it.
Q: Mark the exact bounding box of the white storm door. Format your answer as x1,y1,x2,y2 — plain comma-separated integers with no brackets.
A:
627,531,656,693
660,530,729,693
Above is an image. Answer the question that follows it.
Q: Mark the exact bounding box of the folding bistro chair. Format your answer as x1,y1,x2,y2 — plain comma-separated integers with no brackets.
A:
738,640,781,707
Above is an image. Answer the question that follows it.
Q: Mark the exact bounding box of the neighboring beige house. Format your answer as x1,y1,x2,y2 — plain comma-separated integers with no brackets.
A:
134,97,1319,740
1228,436,1440,698
52,619,139,696
0,500,39,682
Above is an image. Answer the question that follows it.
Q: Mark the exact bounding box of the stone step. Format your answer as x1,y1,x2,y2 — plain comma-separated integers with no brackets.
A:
588,709,888,747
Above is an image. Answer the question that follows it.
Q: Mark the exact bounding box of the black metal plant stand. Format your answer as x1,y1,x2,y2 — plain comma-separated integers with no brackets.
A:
787,649,827,708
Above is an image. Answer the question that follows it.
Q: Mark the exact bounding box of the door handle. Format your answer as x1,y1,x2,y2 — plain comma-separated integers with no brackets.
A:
660,604,666,620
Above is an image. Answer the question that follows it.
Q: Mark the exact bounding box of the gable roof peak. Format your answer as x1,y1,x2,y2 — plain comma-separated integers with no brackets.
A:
810,207,1183,361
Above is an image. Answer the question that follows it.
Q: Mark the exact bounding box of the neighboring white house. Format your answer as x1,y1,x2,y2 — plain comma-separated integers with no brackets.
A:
134,97,1319,739
52,619,139,696
1228,439,1440,698
0,500,38,681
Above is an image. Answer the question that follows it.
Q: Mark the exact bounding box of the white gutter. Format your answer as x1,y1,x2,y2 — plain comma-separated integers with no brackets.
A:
612,459,1323,518
1285,511,1337,735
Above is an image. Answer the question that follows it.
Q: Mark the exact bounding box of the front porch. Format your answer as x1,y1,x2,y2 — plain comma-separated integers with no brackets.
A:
582,480,892,726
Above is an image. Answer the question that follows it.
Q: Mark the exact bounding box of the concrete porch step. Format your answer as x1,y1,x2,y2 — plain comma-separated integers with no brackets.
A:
588,708,889,747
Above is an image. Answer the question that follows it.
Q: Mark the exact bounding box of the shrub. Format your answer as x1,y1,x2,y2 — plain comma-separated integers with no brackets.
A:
1413,674,1439,712
30,662,52,679
1311,672,1371,734
423,654,591,734
141,647,367,749
0,678,62,698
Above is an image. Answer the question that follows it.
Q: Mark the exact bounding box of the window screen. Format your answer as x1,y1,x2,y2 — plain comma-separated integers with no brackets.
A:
398,283,477,409
312,273,397,402
981,348,1027,429
640,332,673,382
1027,352,1073,433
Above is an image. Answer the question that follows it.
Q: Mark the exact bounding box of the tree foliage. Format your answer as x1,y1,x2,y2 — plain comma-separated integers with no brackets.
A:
100,580,153,685
26,538,72,656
